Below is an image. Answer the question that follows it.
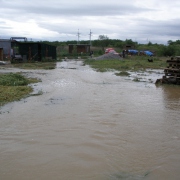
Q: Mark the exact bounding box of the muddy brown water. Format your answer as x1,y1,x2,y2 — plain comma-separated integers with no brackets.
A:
0,60,180,180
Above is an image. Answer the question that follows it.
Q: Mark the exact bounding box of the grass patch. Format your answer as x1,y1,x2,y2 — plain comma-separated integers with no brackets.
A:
84,56,167,72
27,77,41,84
12,62,56,70
0,85,33,106
0,73,28,86
0,73,40,107
115,71,130,76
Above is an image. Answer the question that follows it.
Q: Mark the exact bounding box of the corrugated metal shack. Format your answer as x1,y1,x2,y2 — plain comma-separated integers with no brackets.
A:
0,40,11,59
0,39,56,61
18,42,56,61
0,48,3,60
69,44,90,54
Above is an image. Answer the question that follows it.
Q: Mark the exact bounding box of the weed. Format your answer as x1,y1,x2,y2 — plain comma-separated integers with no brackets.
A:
115,71,130,76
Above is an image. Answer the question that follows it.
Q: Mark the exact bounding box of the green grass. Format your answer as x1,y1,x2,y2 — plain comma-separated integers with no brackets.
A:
11,62,56,70
0,73,40,107
84,56,167,72
0,85,33,106
0,61,54,107
115,71,130,76
0,73,29,86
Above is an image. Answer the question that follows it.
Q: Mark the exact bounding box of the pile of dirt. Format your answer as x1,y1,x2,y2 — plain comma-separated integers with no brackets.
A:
94,53,122,60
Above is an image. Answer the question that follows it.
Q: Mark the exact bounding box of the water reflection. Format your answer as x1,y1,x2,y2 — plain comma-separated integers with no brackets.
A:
157,84,180,111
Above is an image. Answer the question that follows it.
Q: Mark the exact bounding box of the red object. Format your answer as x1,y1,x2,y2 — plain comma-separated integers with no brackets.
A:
105,48,114,54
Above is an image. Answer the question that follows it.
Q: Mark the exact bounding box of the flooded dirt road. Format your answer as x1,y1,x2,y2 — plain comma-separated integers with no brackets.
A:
0,61,180,180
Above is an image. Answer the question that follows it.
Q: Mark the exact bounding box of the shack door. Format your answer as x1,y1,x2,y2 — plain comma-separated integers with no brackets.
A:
38,44,41,61
0,48,3,60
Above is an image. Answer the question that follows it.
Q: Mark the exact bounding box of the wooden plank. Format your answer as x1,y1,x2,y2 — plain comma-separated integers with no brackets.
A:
167,60,180,63
164,68,180,72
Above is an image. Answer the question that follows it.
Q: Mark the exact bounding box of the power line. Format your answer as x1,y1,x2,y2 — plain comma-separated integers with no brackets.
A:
77,29,80,44
89,29,93,46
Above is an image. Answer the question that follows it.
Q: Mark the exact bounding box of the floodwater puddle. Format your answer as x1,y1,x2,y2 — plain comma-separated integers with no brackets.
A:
0,60,180,180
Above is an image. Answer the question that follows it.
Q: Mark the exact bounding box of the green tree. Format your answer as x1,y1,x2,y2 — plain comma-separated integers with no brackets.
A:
98,35,110,50
124,39,135,45
167,40,173,45
161,45,176,56
147,41,152,46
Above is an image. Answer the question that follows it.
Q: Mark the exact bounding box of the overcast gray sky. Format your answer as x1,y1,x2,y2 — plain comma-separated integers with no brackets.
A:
0,0,180,44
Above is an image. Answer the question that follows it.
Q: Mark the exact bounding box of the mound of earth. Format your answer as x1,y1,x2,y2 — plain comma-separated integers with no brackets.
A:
94,53,122,60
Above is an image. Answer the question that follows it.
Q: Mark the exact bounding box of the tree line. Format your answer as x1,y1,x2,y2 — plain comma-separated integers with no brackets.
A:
41,35,180,56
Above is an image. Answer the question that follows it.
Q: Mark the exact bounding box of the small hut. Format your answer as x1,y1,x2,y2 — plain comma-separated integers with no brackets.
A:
0,48,3,60
68,44,90,54
0,39,56,62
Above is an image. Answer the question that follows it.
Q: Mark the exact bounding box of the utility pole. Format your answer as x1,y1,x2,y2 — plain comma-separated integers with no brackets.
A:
89,29,92,46
77,29,80,44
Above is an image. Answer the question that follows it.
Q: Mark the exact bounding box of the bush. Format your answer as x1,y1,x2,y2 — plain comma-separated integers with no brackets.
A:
164,45,176,56
98,50,103,55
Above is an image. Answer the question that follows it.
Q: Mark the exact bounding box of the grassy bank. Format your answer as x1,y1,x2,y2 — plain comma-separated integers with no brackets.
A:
0,73,40,107
5,61,57,70
84,56,167,72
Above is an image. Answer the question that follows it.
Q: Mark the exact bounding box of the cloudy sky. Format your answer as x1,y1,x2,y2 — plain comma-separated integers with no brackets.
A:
0,0,180,44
